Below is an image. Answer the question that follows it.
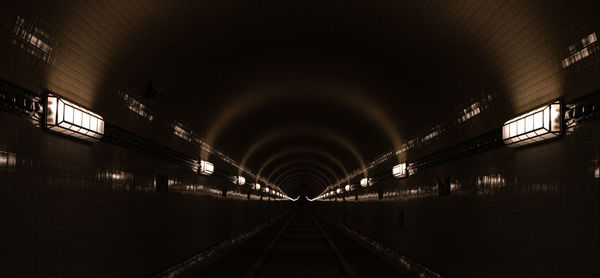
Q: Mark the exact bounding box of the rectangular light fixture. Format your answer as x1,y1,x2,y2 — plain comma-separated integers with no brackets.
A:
502,100,561,148
199,159,214,175
392,162,407,178
45,93,104,142
360,178,372,187
233,176,245,185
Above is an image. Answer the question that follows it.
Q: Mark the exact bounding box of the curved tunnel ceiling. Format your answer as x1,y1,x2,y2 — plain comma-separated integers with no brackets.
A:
31,0,600,197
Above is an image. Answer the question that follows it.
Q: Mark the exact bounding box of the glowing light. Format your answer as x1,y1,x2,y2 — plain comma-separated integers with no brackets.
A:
11,16,55,63
0,152,6,167
502,101,561,147
45,93,104,142
421,124,444,143
199,160,214,175
287,195,300,201
360,178,372,187
233,176,245,185
330,190,334,195
173,122,193,142
456,94,494,124
191,160,200,173
450,181,459,191
0,151,16,170
306,195,326,202
336,188,341,194
595,167,599,178
476,174,506,189
392,163,407,178
119,90,153,121
255,183,261,190
345,184,351,191
562,33,598,68
265,187,270,193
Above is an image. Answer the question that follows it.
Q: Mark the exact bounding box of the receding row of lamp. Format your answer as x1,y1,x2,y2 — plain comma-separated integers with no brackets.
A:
43,92,288,198
41,93,562,200
199,160,286,198
320,100,563,199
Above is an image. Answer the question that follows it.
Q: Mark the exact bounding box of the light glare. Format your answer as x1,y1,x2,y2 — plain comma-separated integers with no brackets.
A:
502,101,561,147
200,160,214,175
360,178,371,187
392,163,407,178
233,176,245,185
45,94,104,142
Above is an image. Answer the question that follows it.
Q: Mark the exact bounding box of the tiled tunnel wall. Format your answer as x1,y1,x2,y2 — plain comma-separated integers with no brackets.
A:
0,1,600,278
0,112,292,278
313,120,600,278
1,0,600,154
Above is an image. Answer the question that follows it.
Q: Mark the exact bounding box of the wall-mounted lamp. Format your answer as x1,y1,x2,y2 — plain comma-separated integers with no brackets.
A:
199,160,214,175
393,162,407,178
360,177,373,187
45,93,104,142
503,101,561,147
232,176,245,185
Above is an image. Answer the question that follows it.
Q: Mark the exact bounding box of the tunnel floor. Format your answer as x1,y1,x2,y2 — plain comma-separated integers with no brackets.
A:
181,207,404,278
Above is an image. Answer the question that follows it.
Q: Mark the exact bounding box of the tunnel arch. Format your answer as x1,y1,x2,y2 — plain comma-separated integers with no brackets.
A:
238,126,367,178
273,167,332,189
265,159,338,186
281,176,326,196
40,0,570,199
280,174,328,192
255,147,350,194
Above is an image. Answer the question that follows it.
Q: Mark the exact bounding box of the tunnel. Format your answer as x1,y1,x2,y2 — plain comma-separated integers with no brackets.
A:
0,0,599,277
